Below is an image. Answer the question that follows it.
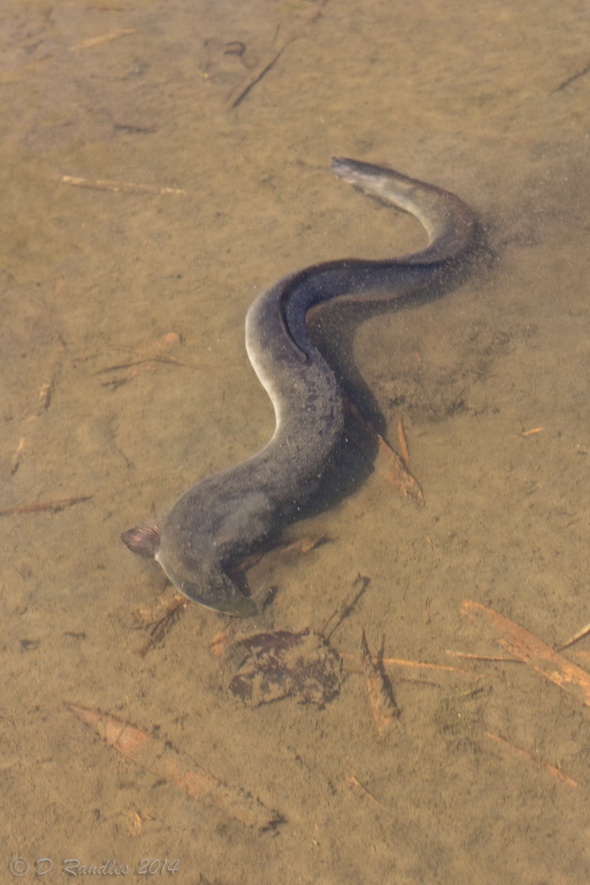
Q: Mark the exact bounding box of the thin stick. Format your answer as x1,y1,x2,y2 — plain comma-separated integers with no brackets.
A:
341,651,469,674
10,438,26,475
375,435,423,501
484,731,578,787
346,399,423,502
552,61,590,93
446,650,521,663
0,29,136,84
382,656,469,674
556,622,590,652
320,573,370,639
228,41,292,109
139,597,188,657
96,355,205,373
0,496,92,516
277,533,327,555
72,29,136,51
60,175,186,196
227,5,324,109
346,774,385,807
395,415,411,469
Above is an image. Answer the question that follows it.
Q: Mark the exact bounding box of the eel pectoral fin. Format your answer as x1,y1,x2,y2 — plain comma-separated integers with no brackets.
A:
156,546,258,618
193,568,258,618
121,524,161,559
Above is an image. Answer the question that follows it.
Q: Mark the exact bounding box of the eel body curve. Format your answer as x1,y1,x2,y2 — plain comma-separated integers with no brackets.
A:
122,159,475,616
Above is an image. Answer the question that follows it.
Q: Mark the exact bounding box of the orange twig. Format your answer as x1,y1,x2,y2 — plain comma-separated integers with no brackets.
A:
339,651,472,676
461,600,590,706
210,631,231,657
395,415,411,469
382,656,469,673
374,435,423,502
346,774,385,807
484,732,577,787
61,175,186,196
557,622,590,651
73,28,136,51
138,597,188,656
360,631,399,736
0,495,92,516
64,702,280,828
278,533,327,555
10,437,25,474
346,399,423,502
446,650,521,664
343,651,469,674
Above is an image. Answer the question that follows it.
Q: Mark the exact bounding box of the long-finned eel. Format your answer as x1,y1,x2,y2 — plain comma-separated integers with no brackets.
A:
122,158,476,616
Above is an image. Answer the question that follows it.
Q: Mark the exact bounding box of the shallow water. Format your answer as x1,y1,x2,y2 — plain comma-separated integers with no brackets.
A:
1,1,590,882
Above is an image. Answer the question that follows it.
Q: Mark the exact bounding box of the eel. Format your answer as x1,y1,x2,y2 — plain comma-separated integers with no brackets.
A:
122,158,475,616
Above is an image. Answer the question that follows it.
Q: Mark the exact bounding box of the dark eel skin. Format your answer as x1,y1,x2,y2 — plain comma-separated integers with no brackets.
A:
122,158,475,616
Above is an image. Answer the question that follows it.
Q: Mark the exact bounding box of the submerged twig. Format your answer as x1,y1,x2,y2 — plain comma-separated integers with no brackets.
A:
320,573,370,640
64,702,281,828
61,175,187,196
228,41,292,109
395,414,411,469
0,495,92,516
461,600,590,707
552,61,590,93
227,3,324,109
360,630,399,736
139,597,188,656
485,731,577,787
10,438,26,475
556,622,590,652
